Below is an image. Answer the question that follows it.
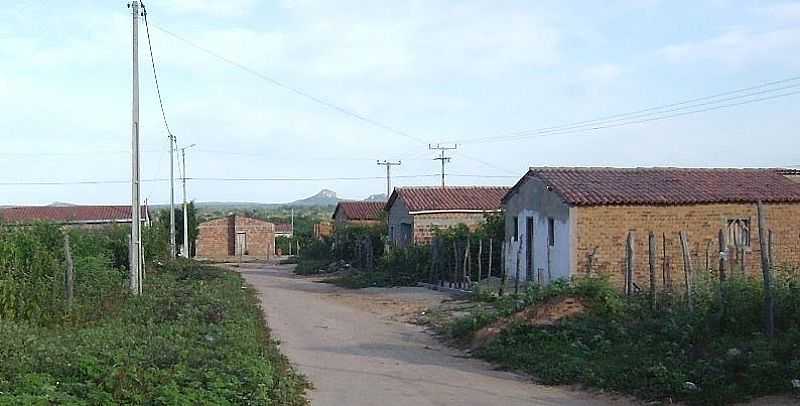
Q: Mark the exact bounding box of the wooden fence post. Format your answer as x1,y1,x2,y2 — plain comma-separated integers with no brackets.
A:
586,247,597,276
705,240,711,272
625,232,635,296
498,242,507,296
488,239,493,280
718,229,729,282
648,232,657,310
463,239,471,288
679,231,694,312
757,202,775,337
514,242,522,295
452,241,458,288
477,239,483,282
768,229,775,267
64,233,74,308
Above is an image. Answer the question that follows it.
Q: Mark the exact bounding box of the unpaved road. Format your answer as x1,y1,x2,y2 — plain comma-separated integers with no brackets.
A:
240,263,633,406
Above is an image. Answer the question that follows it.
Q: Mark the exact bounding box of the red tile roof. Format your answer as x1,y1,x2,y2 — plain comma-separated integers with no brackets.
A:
387,186,508,213
505,167,800,206
274,223,293,234
333,201,385,220
0,205,148,224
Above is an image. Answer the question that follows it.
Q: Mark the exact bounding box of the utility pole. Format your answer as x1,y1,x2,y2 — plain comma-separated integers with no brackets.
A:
180,143,196,258
377,160,401,196
169,133,176,257
429,144,457,187
128,0,142,295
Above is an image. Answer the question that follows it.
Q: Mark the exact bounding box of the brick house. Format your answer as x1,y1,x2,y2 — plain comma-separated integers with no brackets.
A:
0,205,150,228
502,167,800,288
386,186,508,247
332,201,385,227
196,214,275,260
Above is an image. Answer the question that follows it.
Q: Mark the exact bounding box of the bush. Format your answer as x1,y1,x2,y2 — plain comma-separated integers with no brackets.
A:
0,260,308,404
449,273,800,405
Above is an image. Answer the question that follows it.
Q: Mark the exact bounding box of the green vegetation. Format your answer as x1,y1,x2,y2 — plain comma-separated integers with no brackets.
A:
0,224,308,405
441,273,800,405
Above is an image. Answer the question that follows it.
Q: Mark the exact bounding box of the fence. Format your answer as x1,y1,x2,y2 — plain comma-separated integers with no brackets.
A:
428,237,503,290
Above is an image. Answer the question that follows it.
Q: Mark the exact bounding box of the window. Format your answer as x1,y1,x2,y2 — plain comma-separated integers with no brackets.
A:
512,216,519,241
727,219,751,247
547,218,555,247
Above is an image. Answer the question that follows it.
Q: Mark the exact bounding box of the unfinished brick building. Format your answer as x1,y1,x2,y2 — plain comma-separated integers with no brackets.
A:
386,186,508,247
196,215,275,261
502,167,800,289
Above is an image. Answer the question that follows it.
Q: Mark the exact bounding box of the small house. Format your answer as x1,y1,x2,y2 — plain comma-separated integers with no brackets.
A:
386,186,508,247
502,167,800,288
196,214,275,260
332,201,385,227
0,205,150,228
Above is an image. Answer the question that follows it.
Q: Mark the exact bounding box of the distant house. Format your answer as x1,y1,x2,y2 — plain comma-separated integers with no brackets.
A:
274,223,293,238
0,205,150,228
332,201,385,227
778,168,800,183
196,214,275,260
386,186,508,247
502,167,800,288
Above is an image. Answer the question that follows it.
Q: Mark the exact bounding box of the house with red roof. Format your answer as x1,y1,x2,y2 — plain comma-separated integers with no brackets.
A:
385,186,508,247
502,167,800,288
0,205,150,228
332,201,385,227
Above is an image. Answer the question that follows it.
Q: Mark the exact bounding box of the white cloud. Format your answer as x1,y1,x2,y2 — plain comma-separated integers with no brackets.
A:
761,2,800,23
658,27,800,69
162,0,257,18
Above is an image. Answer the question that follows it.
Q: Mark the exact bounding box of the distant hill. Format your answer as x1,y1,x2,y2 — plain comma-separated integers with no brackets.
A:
289,189,341,206
364,193,387,202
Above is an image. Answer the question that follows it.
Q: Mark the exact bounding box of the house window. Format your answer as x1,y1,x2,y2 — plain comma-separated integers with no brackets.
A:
547,218,555,247
727,219,751,248
512,216,519,241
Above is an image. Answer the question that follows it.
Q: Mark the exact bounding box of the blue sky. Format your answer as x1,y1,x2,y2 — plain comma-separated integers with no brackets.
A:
1,0,799,205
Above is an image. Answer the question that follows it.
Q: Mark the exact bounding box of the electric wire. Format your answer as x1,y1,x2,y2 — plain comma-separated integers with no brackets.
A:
148,22,427,145
140,2,174,139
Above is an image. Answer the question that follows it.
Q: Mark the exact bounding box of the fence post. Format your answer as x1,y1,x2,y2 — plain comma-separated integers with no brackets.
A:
587,247,597,276
488,239,493,280
757,202,775,337
648,232,657,310
679,231,694,312
718,229,729,282
768,229,775,267
514,242,522,295
625,232,635,296
477,239,483,282
64,233,74,308
498,242,507,296
452,241,458,288
704,240,711,272
463,239,471,288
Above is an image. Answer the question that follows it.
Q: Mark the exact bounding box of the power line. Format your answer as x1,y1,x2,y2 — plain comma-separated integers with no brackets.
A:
148,22,428,145
452,75,800,145
140,2,173,138
457,88,800,145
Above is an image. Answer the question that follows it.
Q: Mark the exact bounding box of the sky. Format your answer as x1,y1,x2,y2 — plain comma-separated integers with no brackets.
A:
1,0,799,205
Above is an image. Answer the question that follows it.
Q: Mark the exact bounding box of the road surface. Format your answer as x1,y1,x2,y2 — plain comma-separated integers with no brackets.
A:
240,263,632,406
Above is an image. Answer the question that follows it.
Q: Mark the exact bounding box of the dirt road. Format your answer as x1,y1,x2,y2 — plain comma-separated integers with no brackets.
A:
240,263,632,406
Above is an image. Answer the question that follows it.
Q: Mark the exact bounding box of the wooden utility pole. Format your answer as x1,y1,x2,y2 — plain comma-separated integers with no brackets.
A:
377,160,401,197
757,202,775,337
129,0,142,295
169,134,177,257
428,144,457,187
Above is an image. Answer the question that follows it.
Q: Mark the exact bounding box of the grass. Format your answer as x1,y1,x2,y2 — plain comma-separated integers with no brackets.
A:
441,274,800,405
0,224,308,405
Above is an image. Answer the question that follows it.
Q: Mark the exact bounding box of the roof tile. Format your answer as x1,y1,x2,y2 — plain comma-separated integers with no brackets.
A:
508,167,800,206
389,186,508,212
0,205,147,224
334,201,385,220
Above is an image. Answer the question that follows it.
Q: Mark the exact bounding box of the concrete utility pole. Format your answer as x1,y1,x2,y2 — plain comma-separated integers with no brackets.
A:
128,0,142,295
429,144,457,187
377,160,401,196
169,133,176,257
180,143,196,258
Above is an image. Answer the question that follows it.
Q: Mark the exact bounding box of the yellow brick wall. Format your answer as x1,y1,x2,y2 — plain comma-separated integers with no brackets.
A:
573,203,800,290
413,212,488,244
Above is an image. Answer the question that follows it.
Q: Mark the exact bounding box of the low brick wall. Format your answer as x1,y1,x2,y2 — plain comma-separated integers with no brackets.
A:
574,203,800,289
